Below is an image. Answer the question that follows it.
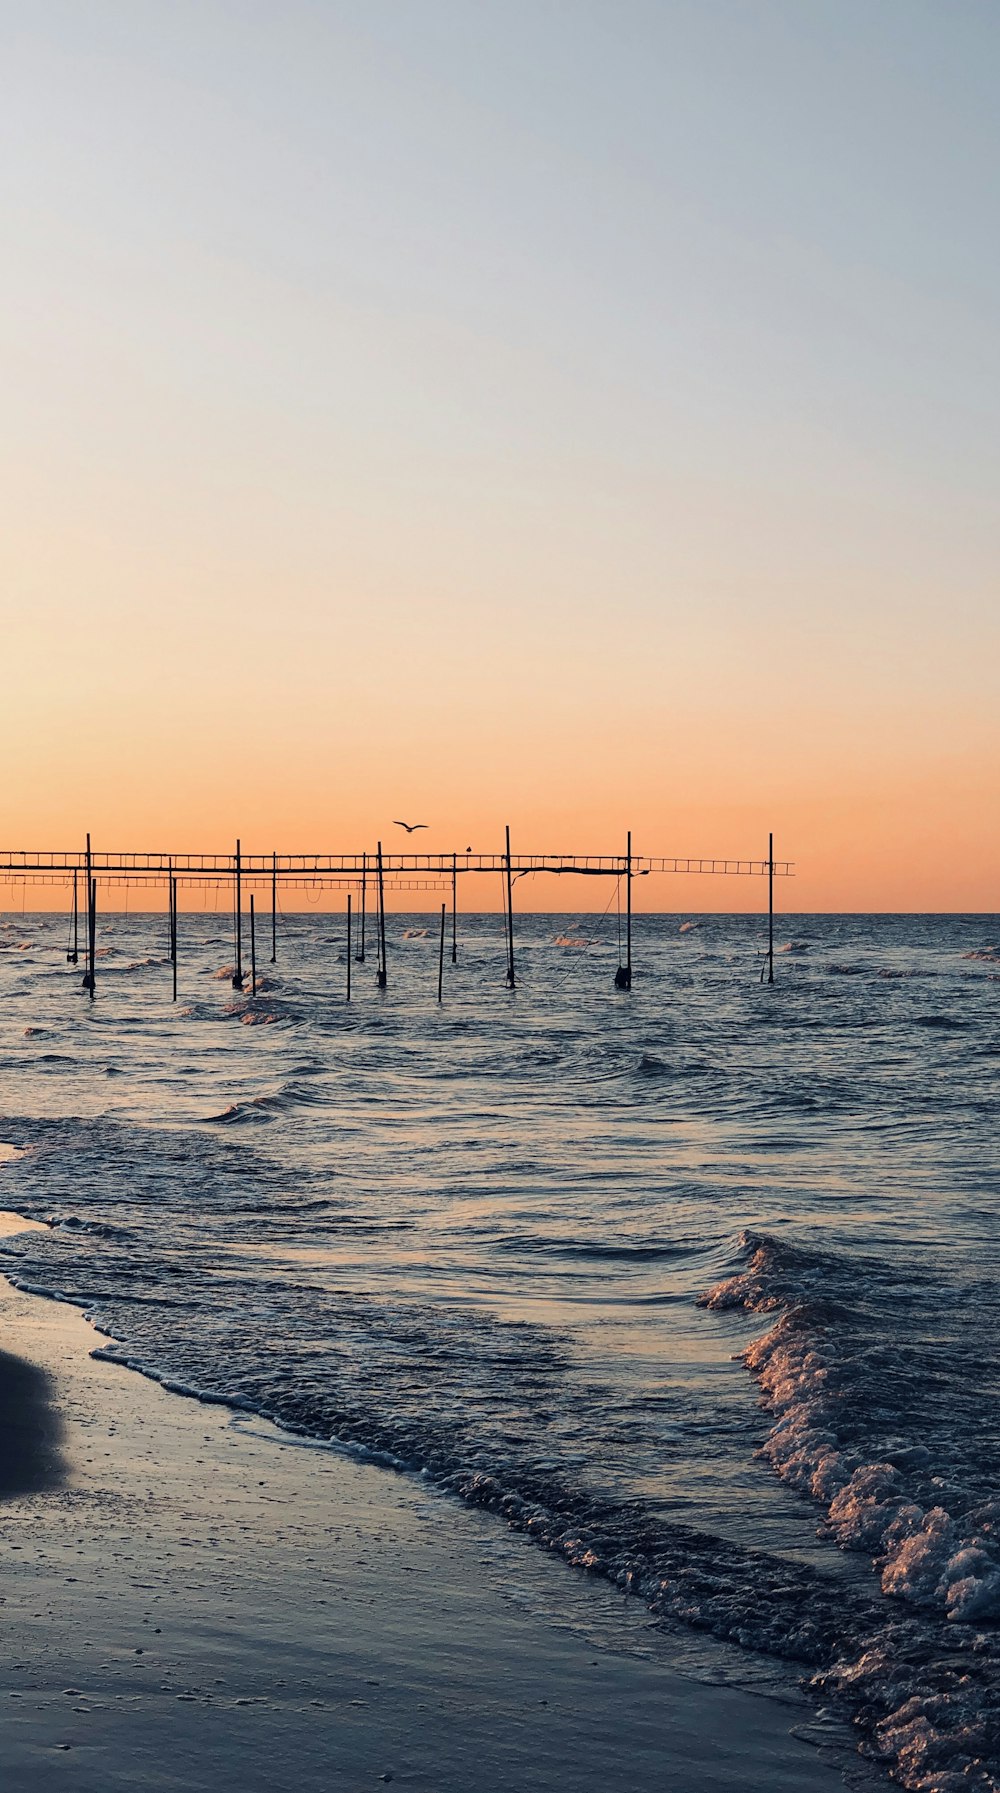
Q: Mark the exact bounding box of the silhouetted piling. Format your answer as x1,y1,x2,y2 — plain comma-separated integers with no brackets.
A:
768,831,775,985
451,853,457,963
627,830,632,979
376,841,387,988
250,893,257,996
81,834,94,992
170,870,178,1002
346,894,352,1002
504,824,515,990
357,853,367,962
615,830,633,989
232,839,244,988
438,902,446,1001
271,850,277,964
68,869,79,964
87,875,97,1001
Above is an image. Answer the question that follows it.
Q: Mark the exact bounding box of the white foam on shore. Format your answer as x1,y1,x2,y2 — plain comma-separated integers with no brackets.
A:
704,1241,1000,1623
702,1233,1000,1792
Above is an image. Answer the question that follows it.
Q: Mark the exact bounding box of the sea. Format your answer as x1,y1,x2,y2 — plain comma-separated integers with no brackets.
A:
0,906,998,1791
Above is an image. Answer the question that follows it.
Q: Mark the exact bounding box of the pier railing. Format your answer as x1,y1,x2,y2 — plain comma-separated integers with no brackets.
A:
0,848,792,880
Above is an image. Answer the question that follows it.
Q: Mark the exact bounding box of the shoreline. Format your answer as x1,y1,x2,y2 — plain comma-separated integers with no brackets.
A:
0,1245,875,1791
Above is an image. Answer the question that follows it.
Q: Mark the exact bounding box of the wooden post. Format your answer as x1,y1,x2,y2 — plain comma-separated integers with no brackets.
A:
376,841,387,988
232,839,244,988
170,873,178,1002
68,869,79,963
438,901,445,1001
504,824,515,990
627,829,632,980
87,875,97,1001
614,830,633,989
357,853,367,961
346,894,352,1002
82,833,94,992
250,893,257,995
768,831,775,986
451,852,457,963
270,850,277,963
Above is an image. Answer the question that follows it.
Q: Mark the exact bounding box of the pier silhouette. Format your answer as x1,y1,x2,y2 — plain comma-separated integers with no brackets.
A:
1,833,792,998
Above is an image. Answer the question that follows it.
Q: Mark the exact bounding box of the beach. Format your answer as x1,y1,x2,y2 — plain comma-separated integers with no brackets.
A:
0,1244,865,1792
1,909,997,1789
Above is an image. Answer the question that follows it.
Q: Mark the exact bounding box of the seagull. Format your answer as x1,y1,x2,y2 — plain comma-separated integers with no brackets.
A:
393,820,428,833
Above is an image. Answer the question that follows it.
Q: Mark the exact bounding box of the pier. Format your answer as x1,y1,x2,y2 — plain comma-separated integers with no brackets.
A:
0,834,793,996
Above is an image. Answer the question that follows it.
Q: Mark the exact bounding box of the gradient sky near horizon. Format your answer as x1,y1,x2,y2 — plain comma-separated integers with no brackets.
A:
2,0,997,911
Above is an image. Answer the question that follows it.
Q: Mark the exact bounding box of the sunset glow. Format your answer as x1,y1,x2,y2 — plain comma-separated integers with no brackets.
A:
2,3,997,910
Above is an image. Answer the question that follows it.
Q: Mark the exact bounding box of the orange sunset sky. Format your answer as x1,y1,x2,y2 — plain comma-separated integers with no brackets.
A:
2,2,997,912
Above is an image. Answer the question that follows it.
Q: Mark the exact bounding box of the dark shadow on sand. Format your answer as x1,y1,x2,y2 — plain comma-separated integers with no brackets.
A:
0,1349,65,1495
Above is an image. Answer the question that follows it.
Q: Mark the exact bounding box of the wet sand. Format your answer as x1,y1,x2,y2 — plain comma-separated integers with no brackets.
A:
0,1264,874,1792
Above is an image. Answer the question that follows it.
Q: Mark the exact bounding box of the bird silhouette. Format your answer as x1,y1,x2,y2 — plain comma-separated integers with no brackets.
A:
393,820,428,833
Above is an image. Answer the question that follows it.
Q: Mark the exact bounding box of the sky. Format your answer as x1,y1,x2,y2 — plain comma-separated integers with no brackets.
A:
1,0,997,911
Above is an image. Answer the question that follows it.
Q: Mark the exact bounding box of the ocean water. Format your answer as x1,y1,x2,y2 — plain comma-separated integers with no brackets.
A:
0,907,998,1789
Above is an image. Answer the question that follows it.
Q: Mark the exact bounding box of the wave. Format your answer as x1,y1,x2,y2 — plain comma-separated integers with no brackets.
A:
0,1212,885,1667
701,1231,1000,1789
221,998,288,1027
1,915,995,1792
203,1094,285,1124
496,1233,694,1262
48,1214,136,1240
4,1165,1000,1790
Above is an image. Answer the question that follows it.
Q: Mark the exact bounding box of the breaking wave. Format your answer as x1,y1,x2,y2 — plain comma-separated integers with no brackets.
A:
702,1231,1000,1789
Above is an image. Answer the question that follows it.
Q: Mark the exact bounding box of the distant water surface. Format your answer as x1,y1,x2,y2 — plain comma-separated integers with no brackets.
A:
1,909,998,1790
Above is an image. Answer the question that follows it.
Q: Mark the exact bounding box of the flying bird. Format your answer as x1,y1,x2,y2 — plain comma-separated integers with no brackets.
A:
393,820,428,833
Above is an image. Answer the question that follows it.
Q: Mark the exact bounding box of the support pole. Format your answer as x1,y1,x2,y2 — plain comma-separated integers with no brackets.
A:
232,838,244,988
627,828,632,979
82,833,94,992
451,852,457,963
170,873,178,1002
504,824,515,990
438,901,446,1002
87,875,97,1001
271,851,277,964
357,854,367,961
615,830,633,989
346,894,352,1002
768,831,775,986
250,893,257,996
68,869,79,964
376,841,387,988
